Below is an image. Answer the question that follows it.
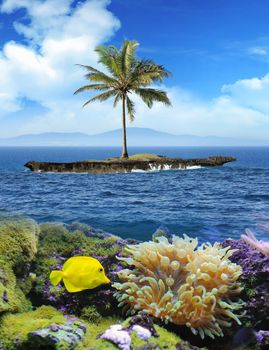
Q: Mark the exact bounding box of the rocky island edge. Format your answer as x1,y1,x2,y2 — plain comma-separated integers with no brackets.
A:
24,153,236,174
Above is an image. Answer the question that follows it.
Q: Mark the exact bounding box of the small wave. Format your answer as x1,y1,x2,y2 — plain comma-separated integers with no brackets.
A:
131,169,148,173
186,165,202,170
100,191,115,196
131,164,203,173
245,194,269,201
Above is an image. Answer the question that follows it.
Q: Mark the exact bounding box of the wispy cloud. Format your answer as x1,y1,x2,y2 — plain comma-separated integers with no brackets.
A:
248,46,268,56
223,37,269,62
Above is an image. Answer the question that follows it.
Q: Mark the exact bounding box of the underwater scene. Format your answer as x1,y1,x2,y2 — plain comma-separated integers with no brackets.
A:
0,212,269,350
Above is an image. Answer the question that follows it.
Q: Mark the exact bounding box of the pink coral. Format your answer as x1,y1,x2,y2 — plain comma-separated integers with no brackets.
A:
241,228,269,257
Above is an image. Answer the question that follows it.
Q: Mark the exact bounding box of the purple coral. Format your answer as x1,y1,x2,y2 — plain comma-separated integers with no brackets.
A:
222,238,269,329
256,330,269,348
132,325,151,340
101,325,131,350
222,239,269,280
100,323,153,350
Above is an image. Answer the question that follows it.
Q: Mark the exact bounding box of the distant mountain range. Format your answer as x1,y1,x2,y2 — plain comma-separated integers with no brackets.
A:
0,128,267,146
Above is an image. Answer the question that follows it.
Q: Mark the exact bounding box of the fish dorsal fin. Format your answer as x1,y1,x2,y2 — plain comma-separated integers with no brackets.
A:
63,278,83,293
62,256,96,272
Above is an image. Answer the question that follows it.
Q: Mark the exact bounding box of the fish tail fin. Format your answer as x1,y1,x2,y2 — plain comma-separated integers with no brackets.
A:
49,270,63,286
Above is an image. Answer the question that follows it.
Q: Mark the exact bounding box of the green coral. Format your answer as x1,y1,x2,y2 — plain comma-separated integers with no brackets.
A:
34,223,121,295
0,308,207,350
0,305,120,350
38,223,120,257
76,317,120,350
0,217,39,314
0,217,39,276
0,259,31,314
130,325,182,349
80,306,102,323
0,306,66,350
121,317,198,350
84,318,206,350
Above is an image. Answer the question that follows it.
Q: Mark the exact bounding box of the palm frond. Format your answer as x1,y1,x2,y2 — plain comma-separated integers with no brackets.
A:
121,40,139,74
135,88,172,108
126,95,135,122
74,84,110,95
82,90,116,107
95,45,122,78
76,63,117,85
108,45,120,55
84,72,117,85
132,60,171,86
113,93,122,108
76,64,105,75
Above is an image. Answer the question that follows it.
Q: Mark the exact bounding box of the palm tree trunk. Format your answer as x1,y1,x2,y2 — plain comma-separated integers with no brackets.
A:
121,95,128,158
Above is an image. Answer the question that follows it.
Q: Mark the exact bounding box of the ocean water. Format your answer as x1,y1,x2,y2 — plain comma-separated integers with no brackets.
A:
0,146,269,243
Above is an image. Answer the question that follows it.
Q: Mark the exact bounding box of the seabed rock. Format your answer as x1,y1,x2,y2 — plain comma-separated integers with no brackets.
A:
27,319,86,350
0,306,67,349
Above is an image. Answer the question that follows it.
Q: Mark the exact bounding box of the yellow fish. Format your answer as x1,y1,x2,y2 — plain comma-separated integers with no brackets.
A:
49,256,110,293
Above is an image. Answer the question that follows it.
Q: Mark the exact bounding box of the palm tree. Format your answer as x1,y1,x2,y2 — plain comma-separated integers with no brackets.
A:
74,40,171,158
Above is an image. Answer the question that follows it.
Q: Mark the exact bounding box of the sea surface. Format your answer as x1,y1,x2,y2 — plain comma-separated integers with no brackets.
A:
0,146,269,243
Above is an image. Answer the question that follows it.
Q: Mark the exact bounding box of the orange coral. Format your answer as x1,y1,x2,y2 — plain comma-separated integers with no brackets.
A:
113,235,244,339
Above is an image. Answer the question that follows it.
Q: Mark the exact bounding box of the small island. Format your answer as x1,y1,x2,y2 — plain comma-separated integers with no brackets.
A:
23,42,236,175
24,153,236,174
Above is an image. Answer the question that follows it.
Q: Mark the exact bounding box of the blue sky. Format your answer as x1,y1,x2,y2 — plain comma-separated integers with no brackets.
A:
1,0,269,140
108,0,269,97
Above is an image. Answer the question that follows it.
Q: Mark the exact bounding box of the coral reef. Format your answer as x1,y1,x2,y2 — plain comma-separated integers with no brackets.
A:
131,325,151,340
0,216,39,276
101,324,131,350
241,228,269,257
222,238,269,329
0,258,31,314
0,306,66,349
114,235,244,339
0,305,116,350
0,217,39,314
1,217,267,350
32,223,127,316
256,330,269,349
95,316,204,350
27,318,86,349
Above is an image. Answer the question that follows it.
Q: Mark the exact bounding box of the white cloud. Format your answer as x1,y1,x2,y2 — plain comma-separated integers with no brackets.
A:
222,73,269,115
128,87,269,139
1,0,269,141
248,46,268,56
0,0,120,134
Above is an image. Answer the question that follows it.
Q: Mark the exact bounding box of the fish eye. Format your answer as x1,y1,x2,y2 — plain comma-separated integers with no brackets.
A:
99,268,103,272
